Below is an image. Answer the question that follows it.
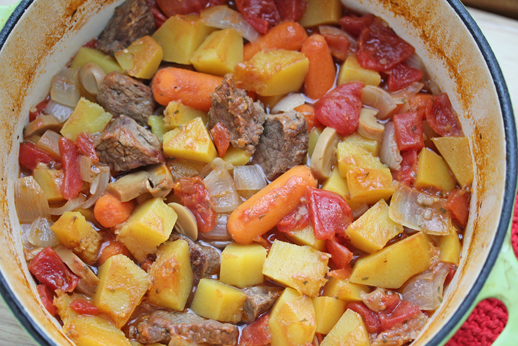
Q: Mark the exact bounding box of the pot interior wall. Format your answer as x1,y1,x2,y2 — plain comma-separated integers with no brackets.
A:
0,0,509,344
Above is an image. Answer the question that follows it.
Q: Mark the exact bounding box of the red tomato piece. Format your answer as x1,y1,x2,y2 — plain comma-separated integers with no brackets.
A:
339,14,375,37
393,111,425,151
306,188,353,240
446,188,470,227
236,0,280,34
274,0,306,21
76,132,99,163
425,93,464,137
83,38,98,49
174,177,217,233
36,284,57,316
314,82,364,136
357,22,415,72
28,247,79,292
156,0,209,17
388,63,424,92
408,93,434,119
326,237,353,270
29,97,50,122
346,302,381,333
240,313,271,346
393,149,419,186
277,202,309,233
19,142,57,171
322,32,350,61
210,122,231,158
70,299,99,315
59,137,83,201
328,268,351,280
379,300,420,331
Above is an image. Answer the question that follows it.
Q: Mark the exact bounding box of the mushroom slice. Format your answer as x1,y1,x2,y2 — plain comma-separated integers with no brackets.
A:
310,127,340,180
146,163,174,199
169,203,198,241
106,171,150,202
78,62,106,96
358,108,385,141
54,245,99,296
24,115,62,137
361,86,397,120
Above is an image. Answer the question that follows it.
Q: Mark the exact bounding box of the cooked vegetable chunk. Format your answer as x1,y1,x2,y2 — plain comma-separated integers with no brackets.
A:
415,148,456,192
299,0,342,27
323,276,370,303
33,168,64,203
337,141,387,178
286,225,326,252
432,136,474,187
60,98,113,142
338,55,381,87
343,132,381,156
114,35,163,79
439,225,461,265
71,47,122,74
223,146,252,166
164,101,208,130
312,296,347,335
320,309,370,346
220,243,267,288
321,167,365,211
346,167,395,205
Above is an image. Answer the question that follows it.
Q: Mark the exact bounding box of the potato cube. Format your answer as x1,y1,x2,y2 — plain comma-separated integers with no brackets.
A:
299,0,342,27
148,115,167,142
234,50,309,96
93,254,150,328
223,146,251,166
432,136,474,187
439,225,461,265
269,288,316,346
152,14,215,64
286,225,326,252
415,148,456,192
220,243,267,288
322,276,370,303
337,141,387,178
162,117,217,163
322,167,366,211
190,278,247,323
262,240,330,297
321,309,370,346
117,198,177,262
350,232,432,289
257,94,285,110
33,168,64,203
115,36,163,79
342,132,380,156
71,47,122,74
338,55,381,87
61,98,113,142
50,211,102,265
312,296,347,335
164,101,208,130
190,28,244,76
346,199,403,253
148,239,193,311
347,167,395,205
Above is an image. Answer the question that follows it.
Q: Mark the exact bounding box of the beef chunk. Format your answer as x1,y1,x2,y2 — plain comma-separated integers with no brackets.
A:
242,286,282,323
208,74,266,155
97,0,156,56
252,110,308,180
97,71,155,125
94,115,164,173
136,310,238,345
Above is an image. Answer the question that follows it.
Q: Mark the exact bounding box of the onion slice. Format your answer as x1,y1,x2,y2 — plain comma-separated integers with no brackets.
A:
82,165,110,209
50,194,86,215
199,157,233,178
78,155,94,183
389,82,424,104
380,122,402,170
201,5,260,42
204,168,240,213
54,246,99,296
27,217,59,248
50,67,81,108
271,93,305,114
43,99,74,123
15,177,51,223
199,213,231,241
402,262,451,310
233,165,267,191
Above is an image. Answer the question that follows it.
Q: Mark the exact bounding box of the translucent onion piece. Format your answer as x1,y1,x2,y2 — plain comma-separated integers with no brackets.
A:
28,217,58,248
203,168,240,213
234,165,267,191
389,184,451,235
36,130,62,160
20,223,36,251
380,122,402,170
199,213,231,241
50,67,81,108
82,166,110,209
78,155,94,182
199,157,233,178
402,262,451,310
405,53,427,76
390,82,424,105
271,93,305,114
319,25,356,48
201,5,260,42
15,176,51,223
427,80,441,96
43,99,74,122
50,194,86,216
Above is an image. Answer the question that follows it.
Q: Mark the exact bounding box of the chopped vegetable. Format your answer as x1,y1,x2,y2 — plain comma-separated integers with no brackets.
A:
19,142,57,171
210,122,231,157
306,188,353,240
174,176,217,233
15,176,51,223
425,93,463,137
301,34,335,100
28,247,79,292
94,193,134,228
59,137,83,200
236,0,280,34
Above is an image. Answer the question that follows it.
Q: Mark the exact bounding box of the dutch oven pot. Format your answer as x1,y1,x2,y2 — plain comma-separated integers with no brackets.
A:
0,0,516,345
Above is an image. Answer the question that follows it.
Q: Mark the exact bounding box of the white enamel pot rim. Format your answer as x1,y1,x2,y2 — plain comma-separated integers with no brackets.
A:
0,0,516,345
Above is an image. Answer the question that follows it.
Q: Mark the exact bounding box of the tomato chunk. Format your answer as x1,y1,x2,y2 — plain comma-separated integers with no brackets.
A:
393,149,419,186
379,300,420,331
388,63,424,92
174,177,217,233
210,122,231,158
240,313,271,346
326,237,353,270
277,202,309,233
393,111,424,151
59,137,83,200
314,82,363,136
357,22,415,72
19,142,57,171
274,0,306,21
446,188,470,227
36,284,57,316
322,31,349,61
76,132,99,163
425,93,463,137
236,0,280,34
346,302,381,333
70,299,99,316
29,97,50,122
156,0,209,16
408,93,434,119
306,188,353,240
28,247,79,292
339,14,375,37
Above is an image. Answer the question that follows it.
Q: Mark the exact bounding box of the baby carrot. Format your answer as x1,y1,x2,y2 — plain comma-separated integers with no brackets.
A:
94,193,134,228
301,34,335,100
228,165,317,245
97,239,131,266
294,104,322,131
243,22,308,61
151,67,223,112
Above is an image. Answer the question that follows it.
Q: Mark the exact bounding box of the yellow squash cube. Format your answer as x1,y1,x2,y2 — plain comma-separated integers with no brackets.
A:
439,225,461,265
322,276,370,303
257,94,285,111
286,225,326,252
152,14,215,64
269,288,316,346
162,117,217,163
312,296,347,335
164,101,208,130
262,240,330,297
299,0,342,27
342,132,380,156
190,28,244,76
321,309,370,346
338,55,381,87
432,136,474,187
415,148,456,192
115,36,163,79
220,243,267,288
223,146,251,166
50,211,102,265
234,50,309,96
337,141,387,178
148,239,193,311
190,278,247,323
350,232,432,289
117,198,177,262
322,167,366,211
61,98,113,142
71,47,122,74
93,254,150,329
33,168,64,203
347,167,395,205
346,199,403,253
